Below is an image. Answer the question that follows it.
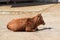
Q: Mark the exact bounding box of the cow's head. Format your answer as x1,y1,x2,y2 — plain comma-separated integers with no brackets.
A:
37,14,45,25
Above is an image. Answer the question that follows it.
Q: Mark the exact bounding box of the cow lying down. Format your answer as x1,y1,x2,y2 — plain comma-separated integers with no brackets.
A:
7,14,45,32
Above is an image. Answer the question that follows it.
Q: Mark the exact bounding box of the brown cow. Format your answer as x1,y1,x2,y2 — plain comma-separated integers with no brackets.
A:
7,14,45,32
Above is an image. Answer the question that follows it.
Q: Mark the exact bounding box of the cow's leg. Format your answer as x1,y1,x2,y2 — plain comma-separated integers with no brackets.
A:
25,26,35,32
35,27,39,31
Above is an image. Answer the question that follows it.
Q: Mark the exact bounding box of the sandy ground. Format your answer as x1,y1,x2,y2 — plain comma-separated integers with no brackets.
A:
0,3,60,40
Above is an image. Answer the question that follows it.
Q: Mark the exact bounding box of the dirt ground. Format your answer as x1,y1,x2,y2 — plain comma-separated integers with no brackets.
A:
0,3,60,40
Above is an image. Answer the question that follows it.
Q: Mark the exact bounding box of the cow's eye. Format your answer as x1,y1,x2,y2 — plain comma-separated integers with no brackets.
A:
38,16,40,17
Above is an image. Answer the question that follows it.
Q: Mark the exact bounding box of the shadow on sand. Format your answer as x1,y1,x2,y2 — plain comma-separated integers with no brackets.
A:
37,27,52,31
0,1,58,7
11,2,58,7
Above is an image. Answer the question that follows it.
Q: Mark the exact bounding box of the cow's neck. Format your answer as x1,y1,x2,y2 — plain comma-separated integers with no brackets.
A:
32,16,38,27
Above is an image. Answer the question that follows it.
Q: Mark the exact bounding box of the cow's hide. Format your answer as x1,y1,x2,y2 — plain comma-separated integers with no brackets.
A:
7,14,45,32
